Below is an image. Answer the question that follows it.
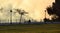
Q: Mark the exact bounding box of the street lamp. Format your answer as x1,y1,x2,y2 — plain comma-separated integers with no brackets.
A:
10,10,12,24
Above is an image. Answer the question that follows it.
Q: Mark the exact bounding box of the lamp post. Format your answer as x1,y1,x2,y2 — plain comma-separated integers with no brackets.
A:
44,10,47,23
45,10,46,19
10,10,12,24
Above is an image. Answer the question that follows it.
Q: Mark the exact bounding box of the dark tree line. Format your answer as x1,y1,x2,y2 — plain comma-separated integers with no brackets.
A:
44,0,60,22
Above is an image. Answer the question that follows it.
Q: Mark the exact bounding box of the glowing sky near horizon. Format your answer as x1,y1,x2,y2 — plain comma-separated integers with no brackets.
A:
0,0,55,22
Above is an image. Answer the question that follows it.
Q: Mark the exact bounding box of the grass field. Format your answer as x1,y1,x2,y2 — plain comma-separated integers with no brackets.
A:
0,24,60,33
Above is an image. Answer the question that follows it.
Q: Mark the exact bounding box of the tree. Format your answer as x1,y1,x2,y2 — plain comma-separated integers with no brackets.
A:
15,9,28,23
46,0,60,21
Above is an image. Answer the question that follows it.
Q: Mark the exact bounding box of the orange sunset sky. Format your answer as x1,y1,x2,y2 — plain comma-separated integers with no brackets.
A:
0,0,55,22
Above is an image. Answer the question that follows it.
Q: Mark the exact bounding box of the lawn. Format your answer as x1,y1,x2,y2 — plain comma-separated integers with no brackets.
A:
0,24,60,33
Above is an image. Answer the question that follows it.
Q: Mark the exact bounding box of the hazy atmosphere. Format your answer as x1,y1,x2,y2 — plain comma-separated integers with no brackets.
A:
0,0,55,22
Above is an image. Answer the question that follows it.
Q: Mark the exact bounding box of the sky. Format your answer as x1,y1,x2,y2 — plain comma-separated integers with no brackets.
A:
0,0,55,23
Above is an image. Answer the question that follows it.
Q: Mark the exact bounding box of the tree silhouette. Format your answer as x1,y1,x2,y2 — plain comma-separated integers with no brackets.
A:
15,9,28,23
46,0,60,21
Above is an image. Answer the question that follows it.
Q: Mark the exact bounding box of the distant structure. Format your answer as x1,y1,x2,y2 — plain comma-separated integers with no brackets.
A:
28,20,31,24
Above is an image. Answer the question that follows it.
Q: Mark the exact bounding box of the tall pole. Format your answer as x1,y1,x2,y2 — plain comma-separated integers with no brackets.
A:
10,10,12,24
44,10,46,23
45,10,46,19
8,4,12,24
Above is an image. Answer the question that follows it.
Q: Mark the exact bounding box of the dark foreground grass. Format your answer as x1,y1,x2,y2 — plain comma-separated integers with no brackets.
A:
0,24,60,33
